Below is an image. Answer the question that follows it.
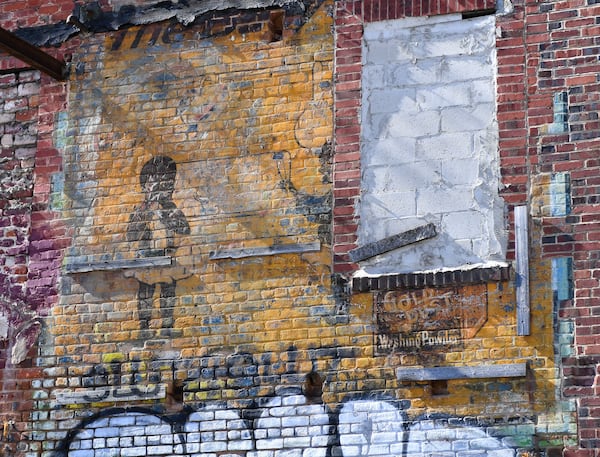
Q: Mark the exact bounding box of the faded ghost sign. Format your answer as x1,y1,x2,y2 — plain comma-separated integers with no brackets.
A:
375,285,488,353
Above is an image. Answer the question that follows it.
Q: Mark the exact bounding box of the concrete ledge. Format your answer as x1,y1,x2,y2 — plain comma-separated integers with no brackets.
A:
396,363,527,381
65,256,172,273
349,223,437,263
209,241,320,259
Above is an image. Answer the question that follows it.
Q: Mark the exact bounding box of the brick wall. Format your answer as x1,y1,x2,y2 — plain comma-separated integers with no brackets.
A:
0,0,599,456
0,69,39,452
0,51,71,457
34,2,338,454
516,0,600,454
332,0,600,456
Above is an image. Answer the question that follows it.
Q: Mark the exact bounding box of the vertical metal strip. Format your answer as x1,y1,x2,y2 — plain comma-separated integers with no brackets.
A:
515,205,530,336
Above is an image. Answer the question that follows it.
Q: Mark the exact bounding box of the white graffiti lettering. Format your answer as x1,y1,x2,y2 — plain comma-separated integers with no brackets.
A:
63,398,519,457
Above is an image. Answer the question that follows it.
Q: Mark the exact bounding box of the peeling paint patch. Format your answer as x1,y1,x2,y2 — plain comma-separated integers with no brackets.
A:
16,0,325,46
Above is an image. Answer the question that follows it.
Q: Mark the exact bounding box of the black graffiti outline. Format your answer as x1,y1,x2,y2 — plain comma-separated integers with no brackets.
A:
82,360,161,402
53,407,189,457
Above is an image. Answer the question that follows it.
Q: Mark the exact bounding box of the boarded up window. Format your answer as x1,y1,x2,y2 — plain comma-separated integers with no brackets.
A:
359,13,505,274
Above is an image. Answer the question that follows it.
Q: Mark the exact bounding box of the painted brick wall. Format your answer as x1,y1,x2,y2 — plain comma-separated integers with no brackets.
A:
0,69,40,452
0,71,37,307
0,19,72,451
0,0,599,456
35,2,338,455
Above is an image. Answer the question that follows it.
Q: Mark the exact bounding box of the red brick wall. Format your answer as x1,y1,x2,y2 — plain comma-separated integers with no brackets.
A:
332,1,362,274
333,0,600,454
363,0,496,21
0,68,69,454
0,0,75,28
0,2,73,451
0,70,39,450
0,0,74,311
519,0,600,453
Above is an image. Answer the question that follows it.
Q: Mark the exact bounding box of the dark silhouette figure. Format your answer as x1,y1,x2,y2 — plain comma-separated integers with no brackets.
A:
127,156,190,330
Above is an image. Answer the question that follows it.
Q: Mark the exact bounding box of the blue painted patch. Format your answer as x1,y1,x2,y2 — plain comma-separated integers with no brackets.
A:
550,172,571,216
552,257,573,302
203,315,225,325
487,382,512,392
548,91,568,134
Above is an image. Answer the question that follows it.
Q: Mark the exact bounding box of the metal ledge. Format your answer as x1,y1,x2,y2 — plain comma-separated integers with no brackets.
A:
209,241,320,260
353,264,511,292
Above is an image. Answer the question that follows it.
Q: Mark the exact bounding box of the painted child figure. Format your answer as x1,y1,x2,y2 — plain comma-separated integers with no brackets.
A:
127,156,190,330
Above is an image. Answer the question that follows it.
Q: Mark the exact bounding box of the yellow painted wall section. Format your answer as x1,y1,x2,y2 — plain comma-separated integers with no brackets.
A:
51,2,335,410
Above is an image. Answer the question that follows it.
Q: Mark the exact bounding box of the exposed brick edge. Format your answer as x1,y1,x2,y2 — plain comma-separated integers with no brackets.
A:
27,74,70,314
333,0,363,274
495,5,529,261
363,0,497,22
352,265,511,292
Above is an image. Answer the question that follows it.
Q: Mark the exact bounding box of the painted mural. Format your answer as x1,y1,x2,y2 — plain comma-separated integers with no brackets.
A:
126,155,191,329
60,2,334,336
46,3,339,452
11,1,572,455
375,285,488,353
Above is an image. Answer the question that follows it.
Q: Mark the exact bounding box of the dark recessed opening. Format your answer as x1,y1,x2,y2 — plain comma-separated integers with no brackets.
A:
462,8,496,19
431,379,448,396
268,10,284,42
171,382,184,403
303,371,323,399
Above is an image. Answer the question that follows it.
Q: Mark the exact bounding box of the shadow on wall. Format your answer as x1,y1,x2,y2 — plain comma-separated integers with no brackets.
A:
56,396,520,457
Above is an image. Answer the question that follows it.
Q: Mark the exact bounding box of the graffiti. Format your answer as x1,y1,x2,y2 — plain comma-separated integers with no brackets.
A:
59,408,187,457
56,397,519,457
338,398,407,457
81,362,162,403
252,393,331,457
126,156,191,330
109,23,188,51
55,356,166,405
51,347,522,457
105,2,326,52
375,285,488,354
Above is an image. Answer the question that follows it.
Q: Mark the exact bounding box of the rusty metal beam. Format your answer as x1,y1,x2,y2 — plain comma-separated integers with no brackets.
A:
348,223,438,263
0,26,66,80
